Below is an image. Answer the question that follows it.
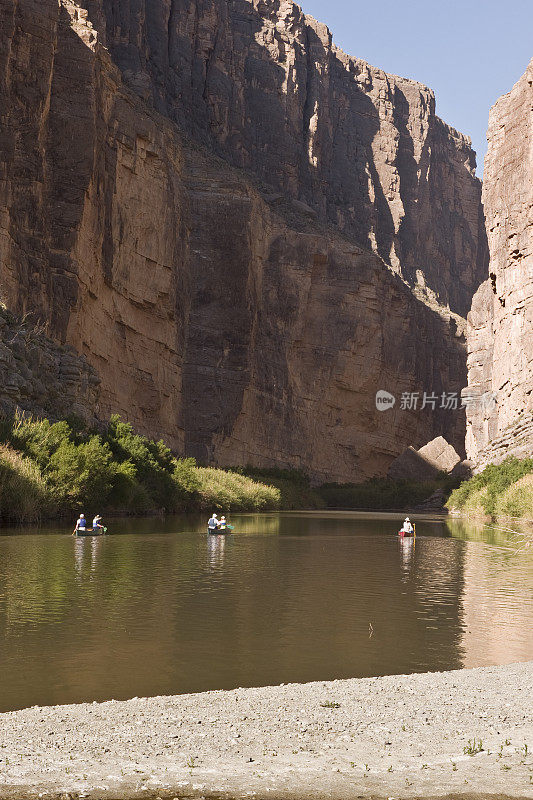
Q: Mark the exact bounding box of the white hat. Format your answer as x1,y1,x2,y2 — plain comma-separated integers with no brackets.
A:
405,517,410,521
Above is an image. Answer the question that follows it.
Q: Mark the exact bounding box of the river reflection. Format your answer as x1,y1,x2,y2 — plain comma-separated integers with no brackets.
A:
0,512,531,711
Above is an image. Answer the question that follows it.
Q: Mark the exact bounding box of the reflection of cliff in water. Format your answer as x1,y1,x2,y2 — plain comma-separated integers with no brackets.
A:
0,514,480,712
4,514,532,711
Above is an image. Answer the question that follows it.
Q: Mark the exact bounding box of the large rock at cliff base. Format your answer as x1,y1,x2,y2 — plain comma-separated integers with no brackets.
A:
388,436,460,481
418,436,462,472
464,59,533,469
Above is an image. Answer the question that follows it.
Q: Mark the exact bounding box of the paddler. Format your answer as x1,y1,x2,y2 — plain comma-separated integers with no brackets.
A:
219,516,227,530
73,513,87,535
92,514,105,533
400,517,414,536
207,512,219,533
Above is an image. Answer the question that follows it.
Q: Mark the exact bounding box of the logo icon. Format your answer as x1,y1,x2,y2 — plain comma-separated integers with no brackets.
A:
375,390,396,411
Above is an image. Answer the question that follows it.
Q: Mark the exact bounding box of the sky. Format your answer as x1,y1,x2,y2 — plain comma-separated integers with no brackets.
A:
300,0,532,177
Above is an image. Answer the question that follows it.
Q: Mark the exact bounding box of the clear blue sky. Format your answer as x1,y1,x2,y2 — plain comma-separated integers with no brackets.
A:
301,0,532,177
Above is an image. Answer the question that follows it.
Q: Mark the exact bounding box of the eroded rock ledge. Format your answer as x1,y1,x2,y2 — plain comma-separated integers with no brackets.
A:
0,306,99,424
0,662,531,800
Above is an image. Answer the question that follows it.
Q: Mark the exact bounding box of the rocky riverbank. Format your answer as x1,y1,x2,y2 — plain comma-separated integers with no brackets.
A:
0,662,531,799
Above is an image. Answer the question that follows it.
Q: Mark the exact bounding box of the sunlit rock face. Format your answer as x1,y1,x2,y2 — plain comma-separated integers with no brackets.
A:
89,0,487,317
0,0,484,479
465,59,533,469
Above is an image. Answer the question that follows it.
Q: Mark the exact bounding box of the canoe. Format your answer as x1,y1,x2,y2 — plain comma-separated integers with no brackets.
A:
75,527,107,537
207,527,234,535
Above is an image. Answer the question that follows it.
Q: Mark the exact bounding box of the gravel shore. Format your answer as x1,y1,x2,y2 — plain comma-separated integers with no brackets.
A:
0,662,531,799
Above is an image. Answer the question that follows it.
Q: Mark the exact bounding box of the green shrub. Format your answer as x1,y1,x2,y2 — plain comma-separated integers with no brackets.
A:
46,435,117,509
104,416,179,509
173,458,201,508
9,417,73,470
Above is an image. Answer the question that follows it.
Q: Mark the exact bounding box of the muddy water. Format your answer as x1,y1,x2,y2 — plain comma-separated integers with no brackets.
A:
0,512,531,711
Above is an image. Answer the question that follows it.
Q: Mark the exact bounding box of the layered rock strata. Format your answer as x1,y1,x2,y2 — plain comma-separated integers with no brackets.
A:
464,60,533,468
0,0,482,480
83,0,487,317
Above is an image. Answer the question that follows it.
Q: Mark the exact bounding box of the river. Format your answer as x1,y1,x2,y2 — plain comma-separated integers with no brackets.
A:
0,511,531,711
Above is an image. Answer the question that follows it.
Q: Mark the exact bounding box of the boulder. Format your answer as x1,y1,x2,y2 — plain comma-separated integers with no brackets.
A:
388,436,460,481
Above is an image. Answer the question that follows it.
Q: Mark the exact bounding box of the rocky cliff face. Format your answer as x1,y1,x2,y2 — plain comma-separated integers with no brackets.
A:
0,0,481,480
83,0,487,317
464,60,533,468
0,306,99,424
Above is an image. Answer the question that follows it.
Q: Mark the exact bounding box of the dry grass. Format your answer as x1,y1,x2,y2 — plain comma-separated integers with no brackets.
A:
0,444,49,522
461,486,490,519
195,466,280,511
494,473,533,521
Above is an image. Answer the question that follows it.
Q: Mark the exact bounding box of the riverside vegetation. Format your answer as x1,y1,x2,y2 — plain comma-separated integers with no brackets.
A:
0,414,279,522
1,413,531,523
446,456,533,521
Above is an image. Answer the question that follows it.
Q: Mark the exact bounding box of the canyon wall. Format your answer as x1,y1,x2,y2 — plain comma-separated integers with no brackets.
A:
0,0,483,480
83,0,487,317
464,59,533,469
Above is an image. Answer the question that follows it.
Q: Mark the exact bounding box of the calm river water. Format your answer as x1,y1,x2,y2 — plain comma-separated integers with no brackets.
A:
0,512,532,711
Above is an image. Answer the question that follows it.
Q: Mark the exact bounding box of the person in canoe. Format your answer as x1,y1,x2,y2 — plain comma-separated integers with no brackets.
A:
73,513,87,534
399,517,414,536
92,514,105,534
207,512,219,533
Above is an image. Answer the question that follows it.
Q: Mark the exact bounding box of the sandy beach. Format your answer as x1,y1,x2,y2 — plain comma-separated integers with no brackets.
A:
0,662,531,799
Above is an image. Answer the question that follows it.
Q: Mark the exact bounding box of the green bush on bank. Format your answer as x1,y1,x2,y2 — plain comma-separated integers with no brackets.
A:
446,457,533,519
7,410,529,523
0,413,280,521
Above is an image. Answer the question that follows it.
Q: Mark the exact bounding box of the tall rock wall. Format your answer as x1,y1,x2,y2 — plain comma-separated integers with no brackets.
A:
82,0,487,318
464,59,533,468
0,0,480,480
